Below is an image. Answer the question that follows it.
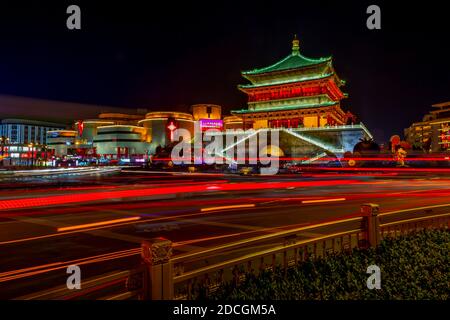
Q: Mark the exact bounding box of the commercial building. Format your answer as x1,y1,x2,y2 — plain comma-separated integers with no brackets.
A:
139,111,195,151
0,119,67,145
47,113,146,159
223,116,244,130
46,130,77,158
93,125,150,159
46,104,232,161
0,119,66,166
46,107,223,162
191,104,224,132
404,102,450,152
0,143,49,167
0,95,150,166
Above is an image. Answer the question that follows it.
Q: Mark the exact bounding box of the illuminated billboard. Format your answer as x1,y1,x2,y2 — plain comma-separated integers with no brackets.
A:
199,119,223,131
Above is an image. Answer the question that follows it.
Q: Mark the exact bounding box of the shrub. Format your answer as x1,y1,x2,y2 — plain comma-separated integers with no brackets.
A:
206,230,450,300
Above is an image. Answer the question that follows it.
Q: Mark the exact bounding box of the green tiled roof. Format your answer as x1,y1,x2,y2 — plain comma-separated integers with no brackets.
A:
231,101,338,114
242,52,331,76
238,73,334,89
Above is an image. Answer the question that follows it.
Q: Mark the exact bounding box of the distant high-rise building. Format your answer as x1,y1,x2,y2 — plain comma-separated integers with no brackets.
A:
404,102,450,152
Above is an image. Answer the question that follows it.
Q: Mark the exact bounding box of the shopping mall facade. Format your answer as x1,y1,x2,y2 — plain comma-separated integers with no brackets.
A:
45,104,242,164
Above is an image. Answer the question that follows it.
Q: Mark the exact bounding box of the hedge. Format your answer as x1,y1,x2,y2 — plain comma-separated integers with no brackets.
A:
205,230,449,300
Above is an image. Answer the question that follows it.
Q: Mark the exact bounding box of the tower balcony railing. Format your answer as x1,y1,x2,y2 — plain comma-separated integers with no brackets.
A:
206,123,372,139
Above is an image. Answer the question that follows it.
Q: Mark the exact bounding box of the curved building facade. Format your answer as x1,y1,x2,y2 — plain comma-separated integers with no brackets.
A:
75,113,144,145
191,104,222,121
97,113,143,124
46,130,77,157
75,119,115,146
93,125,150,159
139,111,194,151
43,104,241,162
223,115,244,130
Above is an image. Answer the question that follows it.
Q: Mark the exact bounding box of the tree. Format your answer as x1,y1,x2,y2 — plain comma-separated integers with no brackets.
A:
353,138,381,156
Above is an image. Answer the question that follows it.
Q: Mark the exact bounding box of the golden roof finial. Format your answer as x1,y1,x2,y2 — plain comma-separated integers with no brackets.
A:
292,34,300,55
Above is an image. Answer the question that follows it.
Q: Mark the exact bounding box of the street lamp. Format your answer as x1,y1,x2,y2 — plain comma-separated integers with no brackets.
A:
43,145,49,167
28,143,34,167
0,136,6,165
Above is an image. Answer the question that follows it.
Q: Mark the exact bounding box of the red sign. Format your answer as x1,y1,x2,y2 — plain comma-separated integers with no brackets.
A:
167,121,177,142
199,119,223,131
77,121,84,136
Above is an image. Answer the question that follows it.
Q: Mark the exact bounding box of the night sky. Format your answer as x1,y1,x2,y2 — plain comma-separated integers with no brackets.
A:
0,1,448,142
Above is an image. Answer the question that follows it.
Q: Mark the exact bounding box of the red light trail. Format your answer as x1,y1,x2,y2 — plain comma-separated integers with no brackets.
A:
0,180,362,211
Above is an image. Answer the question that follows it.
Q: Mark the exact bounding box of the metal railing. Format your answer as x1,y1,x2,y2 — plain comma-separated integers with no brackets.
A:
18,202,450,300
378,204,450,241
136,203,450,300
172,228,363,299
167,216,365,299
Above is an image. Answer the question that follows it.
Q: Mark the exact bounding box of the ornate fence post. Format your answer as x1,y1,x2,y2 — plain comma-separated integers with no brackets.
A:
361,203,380,247
141,238,173,300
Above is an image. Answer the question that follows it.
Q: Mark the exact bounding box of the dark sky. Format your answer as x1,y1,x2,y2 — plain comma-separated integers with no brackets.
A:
0,1,448,142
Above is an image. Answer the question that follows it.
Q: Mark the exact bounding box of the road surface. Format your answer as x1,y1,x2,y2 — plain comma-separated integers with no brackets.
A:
1,168,450,299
